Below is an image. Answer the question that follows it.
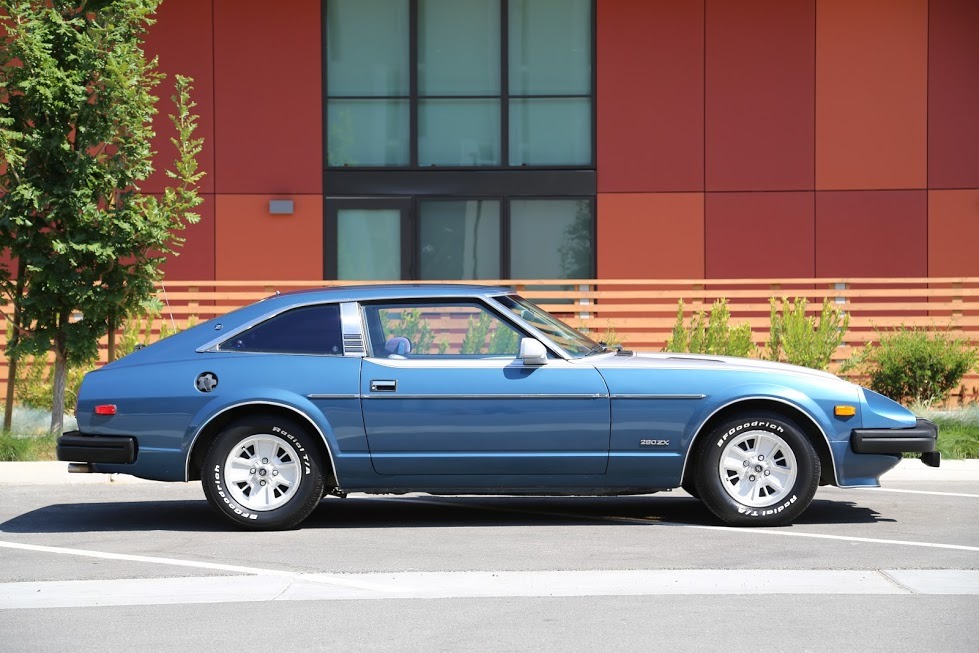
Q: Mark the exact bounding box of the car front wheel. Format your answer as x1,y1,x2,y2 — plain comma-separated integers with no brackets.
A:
695,412,819,526
202,416,325,530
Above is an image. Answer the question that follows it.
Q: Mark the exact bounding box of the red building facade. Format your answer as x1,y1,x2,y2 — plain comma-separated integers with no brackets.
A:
146,0,979,282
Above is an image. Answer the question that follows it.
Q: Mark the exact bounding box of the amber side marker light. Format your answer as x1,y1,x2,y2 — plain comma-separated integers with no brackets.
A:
94,404,117,416
834,405,857,417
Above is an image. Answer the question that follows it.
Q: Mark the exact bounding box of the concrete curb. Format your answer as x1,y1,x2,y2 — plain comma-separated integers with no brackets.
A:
0,458,976,486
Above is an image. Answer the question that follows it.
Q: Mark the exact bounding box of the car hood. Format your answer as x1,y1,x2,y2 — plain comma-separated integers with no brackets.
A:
586,351,843,383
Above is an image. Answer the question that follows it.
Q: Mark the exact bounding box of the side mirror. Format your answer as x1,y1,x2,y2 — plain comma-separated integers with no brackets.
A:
518,338,548,366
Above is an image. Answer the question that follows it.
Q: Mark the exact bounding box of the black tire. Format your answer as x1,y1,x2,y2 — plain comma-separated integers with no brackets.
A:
202,416,326,530
681,476,700,500
694,412,819,526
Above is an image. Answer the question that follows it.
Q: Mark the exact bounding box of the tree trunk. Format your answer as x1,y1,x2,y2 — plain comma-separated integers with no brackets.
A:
107,316,116,363
3,262,27,432
3,354,18,432
50,334,68,436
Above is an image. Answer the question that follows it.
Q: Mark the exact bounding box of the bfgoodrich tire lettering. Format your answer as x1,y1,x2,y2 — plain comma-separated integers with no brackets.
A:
202,416,325,530
695,412,819,526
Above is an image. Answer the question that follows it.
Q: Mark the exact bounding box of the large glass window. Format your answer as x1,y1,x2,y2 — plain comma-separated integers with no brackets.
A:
418,200,501,280
510,199,593,278
325,0,593,168
326,0,410,166
337,208,402,280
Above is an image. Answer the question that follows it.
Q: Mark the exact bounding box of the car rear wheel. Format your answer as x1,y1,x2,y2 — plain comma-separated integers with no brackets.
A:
695,412,819,526
202,416,325,530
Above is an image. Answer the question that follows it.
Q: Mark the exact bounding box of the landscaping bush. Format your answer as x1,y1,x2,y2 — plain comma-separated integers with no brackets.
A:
664,299,754,358
15,356,91,413
848,327,978,404
766,297,849,371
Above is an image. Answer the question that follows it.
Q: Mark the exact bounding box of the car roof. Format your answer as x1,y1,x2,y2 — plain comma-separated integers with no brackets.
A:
275,283,515,303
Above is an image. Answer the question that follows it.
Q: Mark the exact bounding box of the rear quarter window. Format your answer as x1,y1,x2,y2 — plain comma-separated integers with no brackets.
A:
218,304,343,355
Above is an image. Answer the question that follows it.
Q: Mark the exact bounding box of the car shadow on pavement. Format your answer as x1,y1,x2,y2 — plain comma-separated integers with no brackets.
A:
0,495,892,534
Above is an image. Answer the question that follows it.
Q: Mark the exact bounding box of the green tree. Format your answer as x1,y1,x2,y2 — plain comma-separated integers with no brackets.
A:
0,0,204,434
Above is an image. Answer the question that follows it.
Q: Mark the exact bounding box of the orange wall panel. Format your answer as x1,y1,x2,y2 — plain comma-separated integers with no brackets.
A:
815,0,927,190
215,195,323,280
597,0,704,193
706,0,814,191
143,0,214,194
928,190,979,277
213,0,322,194
597,193,704,278
160,195,216,280
928,0,979,189
815,190,926,277
706,192,814,278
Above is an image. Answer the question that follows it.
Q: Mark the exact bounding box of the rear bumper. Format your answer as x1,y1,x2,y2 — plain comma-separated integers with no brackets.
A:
56,431,137,465
850,418,940,467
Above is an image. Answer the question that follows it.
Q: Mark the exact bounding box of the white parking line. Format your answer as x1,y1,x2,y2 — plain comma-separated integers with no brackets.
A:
0,541,400,592
1,568,976,609
680,524,979,552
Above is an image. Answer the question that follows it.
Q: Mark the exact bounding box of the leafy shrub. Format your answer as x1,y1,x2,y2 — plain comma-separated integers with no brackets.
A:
381,308,448,354
576,320,623,349
488,321,520,354
766,297,849,370
115,314,193,359
461,313,521,355
461,313,492,354
15,355,91,413
847,327,978,404
664,299,754,358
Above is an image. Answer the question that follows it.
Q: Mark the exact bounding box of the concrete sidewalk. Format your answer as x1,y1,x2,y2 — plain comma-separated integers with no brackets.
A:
0,459,976,485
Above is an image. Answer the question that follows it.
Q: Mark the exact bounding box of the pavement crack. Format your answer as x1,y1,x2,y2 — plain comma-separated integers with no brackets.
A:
877,570,916,594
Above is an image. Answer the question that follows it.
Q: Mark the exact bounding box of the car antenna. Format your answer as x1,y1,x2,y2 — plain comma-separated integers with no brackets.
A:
160,281,177,332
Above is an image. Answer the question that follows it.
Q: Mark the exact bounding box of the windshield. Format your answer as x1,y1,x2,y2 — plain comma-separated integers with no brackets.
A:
495,295,601,358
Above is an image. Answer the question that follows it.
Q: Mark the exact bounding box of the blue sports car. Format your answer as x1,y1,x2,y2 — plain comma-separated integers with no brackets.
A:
57,285,939,530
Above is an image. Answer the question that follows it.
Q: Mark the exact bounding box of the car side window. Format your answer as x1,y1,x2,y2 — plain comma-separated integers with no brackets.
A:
218,304,343,355
365,302,522,358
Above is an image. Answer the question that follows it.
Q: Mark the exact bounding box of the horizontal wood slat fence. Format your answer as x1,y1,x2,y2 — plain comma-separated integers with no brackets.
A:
2,277,978,397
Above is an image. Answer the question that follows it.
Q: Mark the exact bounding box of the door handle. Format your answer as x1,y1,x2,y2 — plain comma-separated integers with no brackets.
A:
370,379,397,392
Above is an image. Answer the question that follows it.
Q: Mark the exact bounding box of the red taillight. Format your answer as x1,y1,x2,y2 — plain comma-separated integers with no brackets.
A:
94,404,117,416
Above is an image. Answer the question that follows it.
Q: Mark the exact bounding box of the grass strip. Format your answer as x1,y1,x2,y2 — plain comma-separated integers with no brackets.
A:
0,431,58,462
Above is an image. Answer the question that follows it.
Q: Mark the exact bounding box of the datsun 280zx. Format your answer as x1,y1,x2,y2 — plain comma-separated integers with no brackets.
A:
57,285,940,530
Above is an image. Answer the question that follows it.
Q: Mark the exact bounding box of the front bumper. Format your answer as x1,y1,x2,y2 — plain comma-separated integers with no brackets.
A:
56,431,137,464
850,418,940,467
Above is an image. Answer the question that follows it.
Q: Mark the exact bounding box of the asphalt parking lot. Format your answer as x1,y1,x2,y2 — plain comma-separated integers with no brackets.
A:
1,462,977,652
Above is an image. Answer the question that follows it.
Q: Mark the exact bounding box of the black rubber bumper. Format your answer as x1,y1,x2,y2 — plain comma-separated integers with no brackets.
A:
57,431,137,464
850,418,940,467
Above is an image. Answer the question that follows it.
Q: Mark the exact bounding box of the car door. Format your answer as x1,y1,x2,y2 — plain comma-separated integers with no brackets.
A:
359,299,611,476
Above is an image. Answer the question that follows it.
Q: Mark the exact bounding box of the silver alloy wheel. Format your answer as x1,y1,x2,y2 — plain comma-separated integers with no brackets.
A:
717,430,798,508
223,434,302,512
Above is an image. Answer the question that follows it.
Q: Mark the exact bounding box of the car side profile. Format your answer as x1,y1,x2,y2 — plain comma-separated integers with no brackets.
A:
57,285,940,530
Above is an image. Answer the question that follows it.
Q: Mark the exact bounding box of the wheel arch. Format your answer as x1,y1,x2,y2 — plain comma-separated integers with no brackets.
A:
680,397,838,487
185,401,338,485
